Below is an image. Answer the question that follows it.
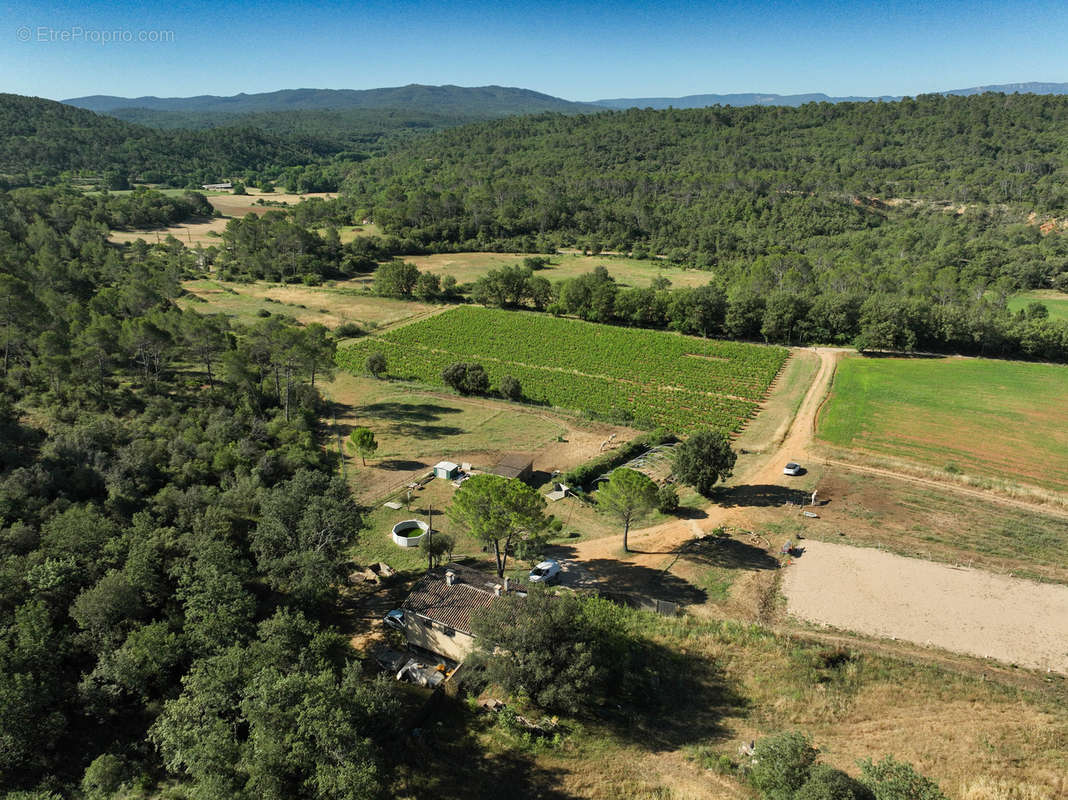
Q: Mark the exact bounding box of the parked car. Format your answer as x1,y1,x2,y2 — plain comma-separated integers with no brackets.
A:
528,559,561,584
383,609,405,630
783,462,803,476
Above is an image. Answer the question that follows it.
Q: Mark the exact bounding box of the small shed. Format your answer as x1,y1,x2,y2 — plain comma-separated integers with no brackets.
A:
492,453,534,483
434,461,459,480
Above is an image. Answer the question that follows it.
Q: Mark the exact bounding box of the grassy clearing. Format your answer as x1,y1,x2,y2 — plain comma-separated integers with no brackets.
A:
324,370,631,502
802,465,1068,584
180,278,437,329
817,355,1068,493
403,251,717,289
1008,289,1068,322
395,612,1068,799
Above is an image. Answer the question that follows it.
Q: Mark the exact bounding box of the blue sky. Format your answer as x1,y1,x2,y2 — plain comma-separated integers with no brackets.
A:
4,0,1067,101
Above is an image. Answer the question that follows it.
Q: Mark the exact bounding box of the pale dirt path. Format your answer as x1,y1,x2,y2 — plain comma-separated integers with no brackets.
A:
782,539,1068,673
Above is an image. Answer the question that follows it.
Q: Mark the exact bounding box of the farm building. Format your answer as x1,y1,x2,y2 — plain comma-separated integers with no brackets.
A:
397,563,525,661
491,453,533,483
434,461,459,480
200,182,233,190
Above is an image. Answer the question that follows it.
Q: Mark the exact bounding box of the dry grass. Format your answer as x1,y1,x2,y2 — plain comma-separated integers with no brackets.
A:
403,252,717,289
181,279,439,330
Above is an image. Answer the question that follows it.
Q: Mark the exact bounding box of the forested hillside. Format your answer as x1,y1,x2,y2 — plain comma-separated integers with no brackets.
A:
0,187,399,797
0,94,340,188
344,93,1068,254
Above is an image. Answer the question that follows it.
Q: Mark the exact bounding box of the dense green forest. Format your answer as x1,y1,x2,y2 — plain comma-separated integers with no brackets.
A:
0,187,403,798
0,95,349,189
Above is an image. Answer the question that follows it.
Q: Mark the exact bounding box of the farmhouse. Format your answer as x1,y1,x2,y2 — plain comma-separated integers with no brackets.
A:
491,452,534,483
200,182,233,190
397,563,524,661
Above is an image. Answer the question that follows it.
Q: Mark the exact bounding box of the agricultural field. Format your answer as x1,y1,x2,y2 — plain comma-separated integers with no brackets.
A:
108,187,336,245
403,251,717,289
817,355,1068,493
1009,289,1068,321
181,278,438,329
336,306,789,432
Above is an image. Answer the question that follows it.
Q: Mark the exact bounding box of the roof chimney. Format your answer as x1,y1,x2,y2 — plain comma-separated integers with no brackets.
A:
503,577,511,591
493,583,502,597
445,569,456,586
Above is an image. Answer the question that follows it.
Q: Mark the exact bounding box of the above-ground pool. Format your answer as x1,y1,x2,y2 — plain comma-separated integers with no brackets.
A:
391,519,429,547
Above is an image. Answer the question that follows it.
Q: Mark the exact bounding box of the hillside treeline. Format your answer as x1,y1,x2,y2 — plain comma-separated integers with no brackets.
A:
0,94,348,189
343,93,1068,256
0,187,398,798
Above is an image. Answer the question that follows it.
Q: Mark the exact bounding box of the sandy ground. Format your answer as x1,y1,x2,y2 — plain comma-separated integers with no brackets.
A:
782,539,1068,673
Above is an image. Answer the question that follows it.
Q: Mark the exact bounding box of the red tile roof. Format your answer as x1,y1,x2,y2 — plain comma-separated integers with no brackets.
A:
402,563,524,636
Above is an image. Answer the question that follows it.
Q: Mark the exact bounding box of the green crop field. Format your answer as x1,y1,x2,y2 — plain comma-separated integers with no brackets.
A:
818,355,1068,492
336,306,788,432
1008,290,1068,322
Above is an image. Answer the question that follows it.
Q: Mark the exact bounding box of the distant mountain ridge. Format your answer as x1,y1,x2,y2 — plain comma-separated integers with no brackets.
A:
592,81,1068,109
64,85,600,116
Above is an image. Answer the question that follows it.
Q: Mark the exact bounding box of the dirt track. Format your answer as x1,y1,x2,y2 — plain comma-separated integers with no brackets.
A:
782,539,1068,673
570,347,839,565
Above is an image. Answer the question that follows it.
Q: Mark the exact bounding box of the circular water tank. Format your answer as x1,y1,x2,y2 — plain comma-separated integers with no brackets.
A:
391,519,429,547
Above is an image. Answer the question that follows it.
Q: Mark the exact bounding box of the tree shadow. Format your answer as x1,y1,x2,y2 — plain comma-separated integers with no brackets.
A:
676,534,780,571
674,505,708,520
583,558,708,606
392,423,466,440
377,459,430,471
590,624,746,753
357,401,464,422
712,483,812,508
394,696,579,799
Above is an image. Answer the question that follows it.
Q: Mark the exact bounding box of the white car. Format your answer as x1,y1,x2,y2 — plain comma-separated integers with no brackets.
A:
783,462,803,476
528,559,561,584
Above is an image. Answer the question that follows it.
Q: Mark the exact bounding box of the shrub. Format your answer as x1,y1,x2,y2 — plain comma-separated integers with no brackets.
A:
748,731,819,800
656,483,679,514
796,764,872,800
442,362,489,395
499,374,523,401
334,322,363,338
365,352,387,378
859,756,946,800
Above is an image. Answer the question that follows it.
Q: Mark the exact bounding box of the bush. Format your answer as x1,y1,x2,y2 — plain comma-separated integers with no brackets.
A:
335,322,363,338
859,756,946,800
365,352,387,378
656,483,679,514
748,731,819,800
442,362,490,395
796,764,872,800
673,428,737,496
82,753,128,799
499,374,523,401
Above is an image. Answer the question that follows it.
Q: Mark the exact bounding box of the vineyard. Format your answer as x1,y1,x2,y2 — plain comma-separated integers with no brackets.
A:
335,307,789,432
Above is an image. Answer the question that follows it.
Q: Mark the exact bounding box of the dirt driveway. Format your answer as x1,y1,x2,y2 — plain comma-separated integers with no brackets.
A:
782,539,1068,673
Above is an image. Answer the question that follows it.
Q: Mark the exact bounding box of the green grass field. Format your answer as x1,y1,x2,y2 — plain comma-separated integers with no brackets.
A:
818,355,1068,492
403,251,716,289
336,307,788,433
1008,290,1068,321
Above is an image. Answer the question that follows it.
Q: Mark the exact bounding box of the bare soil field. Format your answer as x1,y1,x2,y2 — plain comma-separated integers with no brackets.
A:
782,539,1068,673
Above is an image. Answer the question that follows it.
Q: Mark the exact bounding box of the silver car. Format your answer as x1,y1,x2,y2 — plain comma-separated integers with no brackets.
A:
783,462,803,476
